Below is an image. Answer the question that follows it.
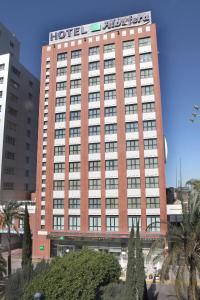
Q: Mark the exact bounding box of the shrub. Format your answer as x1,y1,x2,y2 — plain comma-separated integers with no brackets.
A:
99,282,125,300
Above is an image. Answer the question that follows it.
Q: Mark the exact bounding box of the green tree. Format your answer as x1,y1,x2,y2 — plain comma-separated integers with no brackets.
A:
0,248,6,280
135,225,146,300
23,249,121,300
21,203,32,268
186,179,200,191
0,201,22,276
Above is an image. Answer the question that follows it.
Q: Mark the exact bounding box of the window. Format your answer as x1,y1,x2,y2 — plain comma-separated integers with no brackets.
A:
141,85,154,96
0,64,5,70
70,95,81,104
57,52,67,61
124,56,135,65
143,120,156,131
70,79,81,89
69,127,80,137
71,50,81,59
104,59,115,69
88,108,100,119
71,64,81,74
124,71,136,81
0,91,2,98
125,104,137,115
89,61,100,71
12,66,21,77
105,124,117,134
106,216,119,231
128,197,141,209
127,177,140,189
69,180,80,190
124,87,136,98
127,158,140,170
88,92,100,102
69,198,80,209
142,102,155,112
105,160,118,171
0,77,3,84
54,163,65,173
5,151,15,160
53,199,64,209
56,81,66,91
147,216,160,232
104,106,117,117
89,216,101,231
69,216,80,230
56,97,66,106
8,106,17,117
104,90,116,100
140,53,152,63
89,198,101,209
126,122,138,133
89,76,100,86
126,140,139,151
146,197,160,208
5,136,15,146
88,143,100,153
123,40,134,49
88,125,100,136
139,37,151,47
104,74,116,84
55,129,65,139
88,179,101,190
106,198,118,209
3,182,14,190
69,144,80,155
53,216,64,230
89,46,100,56
106,178,118,189
57,67,67,76
4,167,15,175
89,161,101,171
128,216,141,231
105,141,117,152
69,162,80,172
53,180,64,190
141,69,153,78
70,111,81,120
55,112,66,122
145,177,159,188
144,139,157,150
145,157,158,169
54,146,65,156
104,44,115,53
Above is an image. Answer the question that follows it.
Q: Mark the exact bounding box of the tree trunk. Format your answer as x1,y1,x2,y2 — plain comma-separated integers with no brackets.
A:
188,262,198,300
7,226,11,276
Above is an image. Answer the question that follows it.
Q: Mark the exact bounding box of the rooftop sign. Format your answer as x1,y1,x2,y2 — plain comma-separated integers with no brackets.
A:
49,11,151,44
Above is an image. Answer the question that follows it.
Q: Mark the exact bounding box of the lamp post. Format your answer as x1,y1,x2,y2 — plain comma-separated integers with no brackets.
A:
190,104,200,123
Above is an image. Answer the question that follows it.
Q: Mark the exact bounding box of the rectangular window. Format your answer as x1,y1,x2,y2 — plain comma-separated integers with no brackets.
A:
106,216,119,231
89,161,101,171
128,197,141,209
147,216,160,232
5,135,15,146
88,92,100,102
139,37,151,47
53,216,64,230
142,102,155,112
106,178,118,189
128,216,141,231
127,177,140,189
88,108,100,119
144,139,157,150
125,104,137,115
89,61,100,71
55,112,66,122
71,50,81,59
0,91,2,98
104,43,115,53
55,129,65,139
0,77,4,84
5,151,15,160
89,46,100,56
54,146,65,156
57,52,67,61
88,179,101,190
140,53,152,63
145,177,159,188
69,144,80,155
3,182,14,190
69,127,80,137
145,157,158,169
105,141,117,152
146,197,160,208
53,199,64,209
127,158,140,170
56,97,66,106
70,79,81,89
123,40,134,49
69,198,80,209
104,106,117,117
69,162,80,172
89,216,101,231
105,160,118,171
54,163,65,173
104,74,116,84
104,90,116,100
88,143,100,153
143,120,156,131
140,69,153,78
57,67,67,76
106,198,118,209
89,198,101,209
105,124,117,135
69,216,80,230
8,107,17,117
70,111,81,120
53,180,64,190
0,64,5,70
70,94,81,104
104,59,115,69
56,81,66,91
124,71,136,81
88,125,100,136
123,55,135,65
69,180,80,190
124,87,136,98
126,140,139,151
89,76,100,86
142,85,154,96
71,64,81,74
126,122,138,133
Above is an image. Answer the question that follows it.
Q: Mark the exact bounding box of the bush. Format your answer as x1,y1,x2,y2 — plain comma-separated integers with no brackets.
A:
23,249,121,300
99,282,125,300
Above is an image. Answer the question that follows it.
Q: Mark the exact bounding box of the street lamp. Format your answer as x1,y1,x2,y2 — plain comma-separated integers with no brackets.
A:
34,292,44,300
190,104,200,123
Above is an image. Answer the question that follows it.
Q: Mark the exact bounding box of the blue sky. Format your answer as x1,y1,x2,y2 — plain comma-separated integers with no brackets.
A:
0,0,199,187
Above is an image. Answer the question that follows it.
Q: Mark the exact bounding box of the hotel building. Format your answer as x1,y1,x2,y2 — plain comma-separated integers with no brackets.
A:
33,11,167,258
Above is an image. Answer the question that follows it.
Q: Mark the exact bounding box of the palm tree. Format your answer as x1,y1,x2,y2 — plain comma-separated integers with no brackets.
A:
147,191,200,300
0,201,22,276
